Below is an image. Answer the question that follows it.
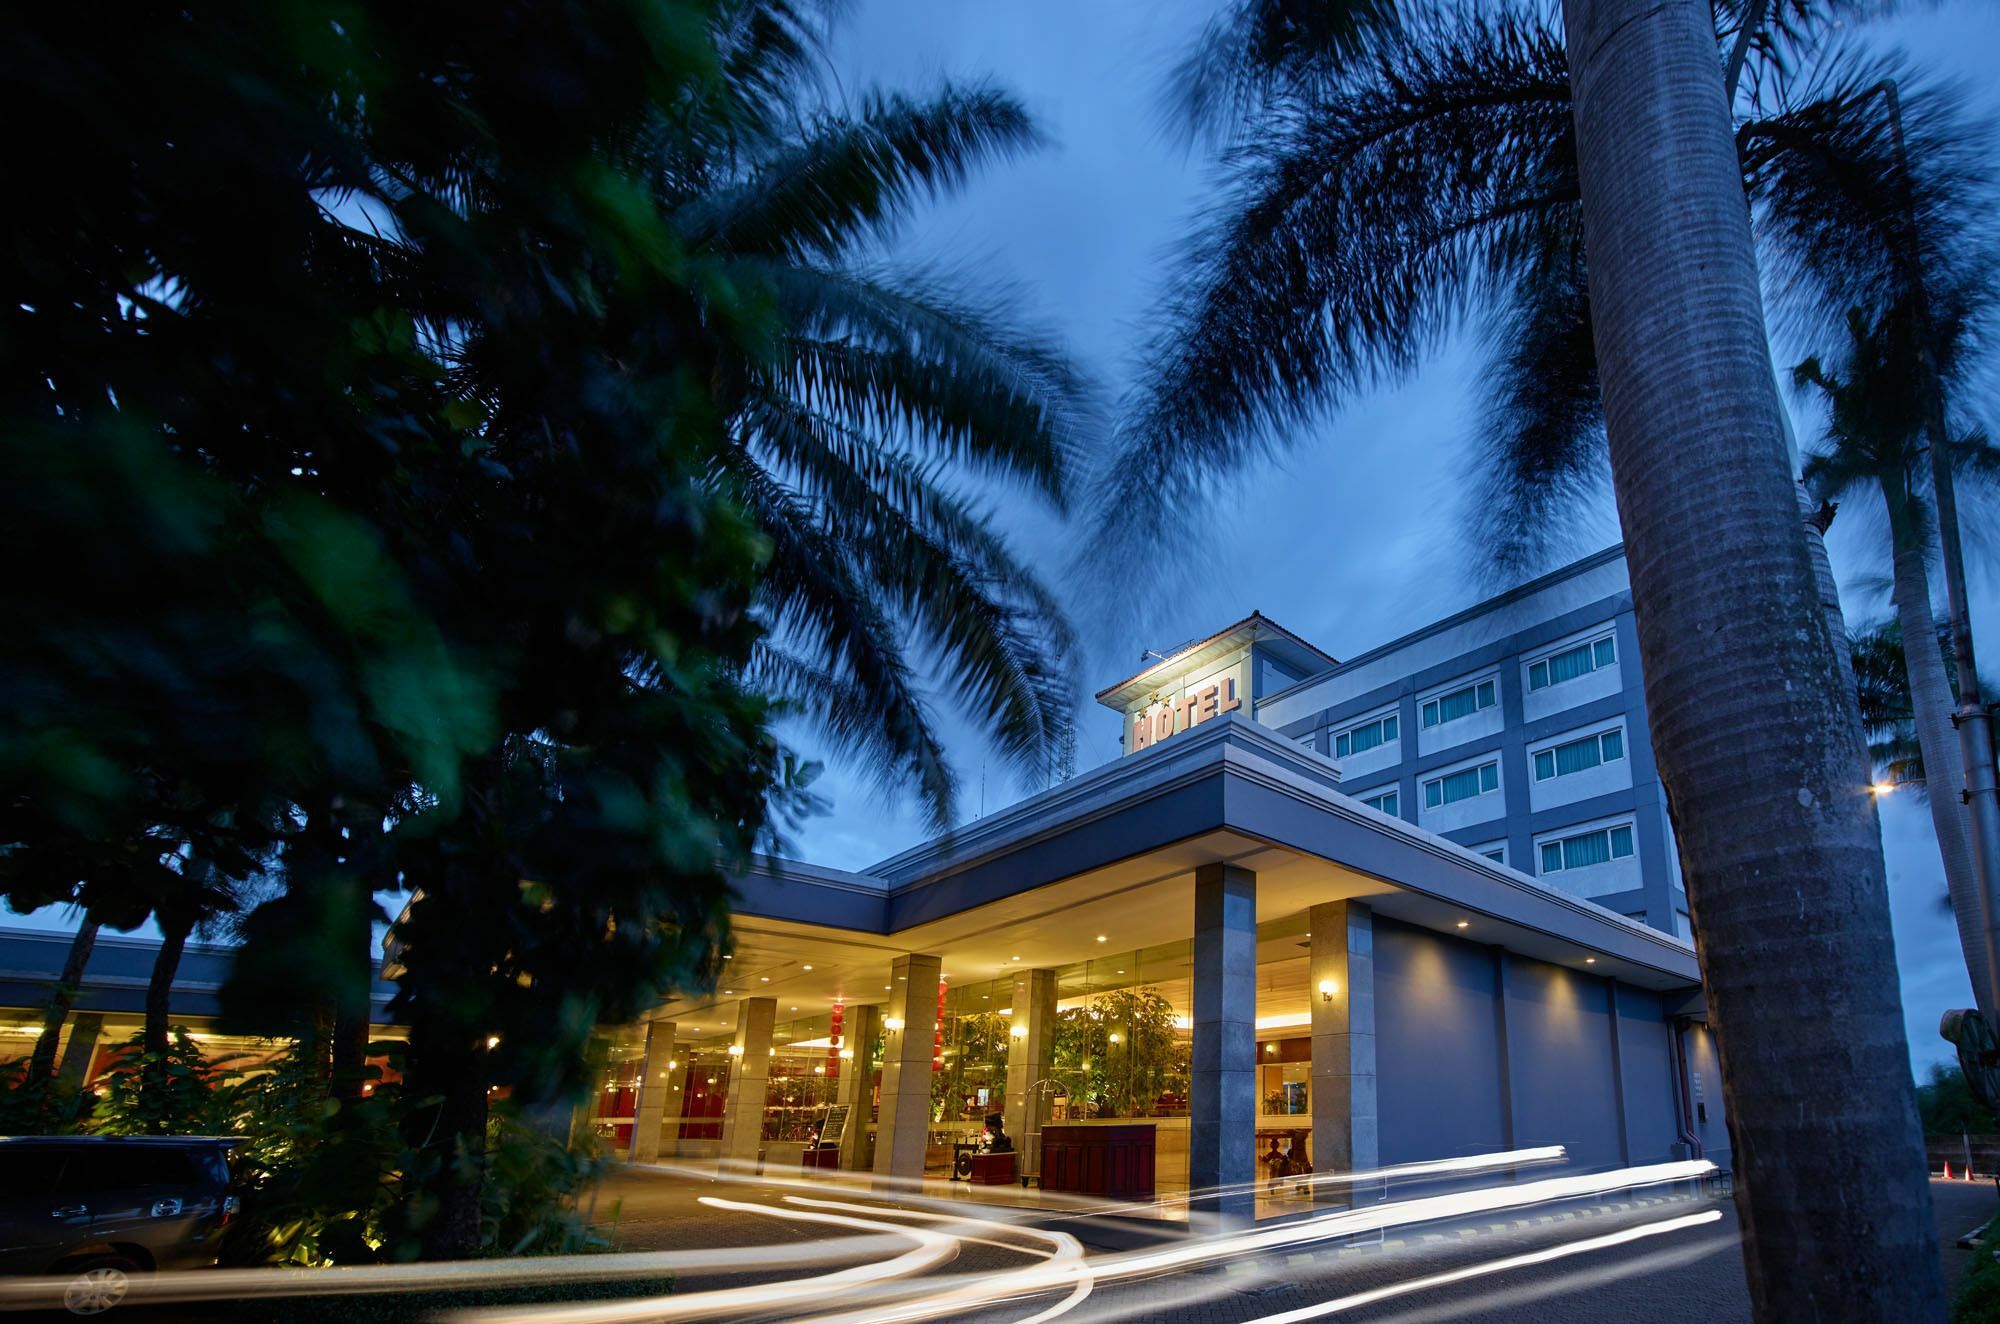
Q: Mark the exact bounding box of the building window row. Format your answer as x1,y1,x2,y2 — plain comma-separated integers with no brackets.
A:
1420,678,1496,730
1335,711,1398,758
1539,823,1635,874
1528,633,1616,692
1532,727,1625,782
1424,760,1499,809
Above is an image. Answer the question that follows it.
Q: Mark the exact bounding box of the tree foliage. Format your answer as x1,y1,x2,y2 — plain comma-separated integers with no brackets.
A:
1101,1,1998,588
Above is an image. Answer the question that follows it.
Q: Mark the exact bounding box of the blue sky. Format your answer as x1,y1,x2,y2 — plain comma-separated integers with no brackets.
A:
784,0,2000,1075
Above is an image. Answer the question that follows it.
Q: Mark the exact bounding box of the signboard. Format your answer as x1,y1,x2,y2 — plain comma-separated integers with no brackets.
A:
818,1103,850,1150
1129,676,1242,751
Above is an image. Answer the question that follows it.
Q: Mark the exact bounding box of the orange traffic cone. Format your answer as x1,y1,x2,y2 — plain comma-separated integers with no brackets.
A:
1944,1162,1954,1180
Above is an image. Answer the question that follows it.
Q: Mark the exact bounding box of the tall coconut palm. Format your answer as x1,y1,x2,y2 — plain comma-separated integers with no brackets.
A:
1108,3,1991,585
1123,0,1948,1312
662,0,1095,829
1567,0,1939,1311
1797,304,2000,1010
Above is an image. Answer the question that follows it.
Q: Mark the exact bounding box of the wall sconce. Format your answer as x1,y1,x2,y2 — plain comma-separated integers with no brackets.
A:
883,1016,905,1032
1009,1023,1028,1039
1318,979,1338,1003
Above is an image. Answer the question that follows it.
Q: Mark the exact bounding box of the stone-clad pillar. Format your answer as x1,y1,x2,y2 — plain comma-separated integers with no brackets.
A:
835,1002,880,1172
1003,968,1057,1173
1309,901,1377,1206
628,1015,679,1162
1191,863,1257,1221
872,953,943,1185
718,997,777,1165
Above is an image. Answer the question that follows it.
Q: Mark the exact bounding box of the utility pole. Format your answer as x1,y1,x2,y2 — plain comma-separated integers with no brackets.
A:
1868,79,2000,1031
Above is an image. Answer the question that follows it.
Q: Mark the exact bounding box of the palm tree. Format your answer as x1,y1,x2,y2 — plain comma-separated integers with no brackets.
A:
1564,1,1938,1313
1849,618,1999,795
1851,619,1927,787
1123,0,1948,1311
667,1,1096,829
1107,3,1991,585
1797,304,2000,1009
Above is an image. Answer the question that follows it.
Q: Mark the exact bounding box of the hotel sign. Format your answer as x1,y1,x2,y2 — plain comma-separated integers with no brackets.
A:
1130,677,1242,751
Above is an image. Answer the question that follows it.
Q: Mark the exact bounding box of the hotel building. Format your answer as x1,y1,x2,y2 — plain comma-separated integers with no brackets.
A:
587,547,1723,1215
2,547,1724,1219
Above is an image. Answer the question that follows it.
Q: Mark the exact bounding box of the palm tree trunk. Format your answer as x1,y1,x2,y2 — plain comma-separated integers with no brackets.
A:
28,916,101,1080
1561,0,1943,1317
1885,479,1985,1016
145,910,194,1060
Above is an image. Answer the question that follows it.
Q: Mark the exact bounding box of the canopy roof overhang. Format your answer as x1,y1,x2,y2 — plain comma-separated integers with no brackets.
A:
661,714,1700,1042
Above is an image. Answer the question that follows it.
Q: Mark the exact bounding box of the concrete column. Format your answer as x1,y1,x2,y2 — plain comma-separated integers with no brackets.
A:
1309,901,1377,1206
1191,863,1257,1221
719,998,777,1165
835,1002,880,1172
1003,968,1057,1174
872,953,943,1185
628,1016,679,1162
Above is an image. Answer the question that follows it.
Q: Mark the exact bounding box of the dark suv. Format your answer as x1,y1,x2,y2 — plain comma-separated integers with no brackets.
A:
0,1136,243,1315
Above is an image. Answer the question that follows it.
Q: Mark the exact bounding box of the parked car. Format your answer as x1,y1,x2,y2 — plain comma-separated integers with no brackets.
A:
0,1136,243,1316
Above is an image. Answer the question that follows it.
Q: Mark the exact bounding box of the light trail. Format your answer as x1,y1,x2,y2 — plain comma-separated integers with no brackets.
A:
776,1196,1094,1324
1239,1211,1725,1322
0,1236,912,1310
446,1197,960,1324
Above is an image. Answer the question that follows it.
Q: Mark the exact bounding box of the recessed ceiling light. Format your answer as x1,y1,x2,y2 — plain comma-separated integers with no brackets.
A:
790,1006,798,1011
1011,955,1021,961
1095,935,1107,943
723,955,732,960
1116,969,1126,975
803,965,813,971
1456,920,1470,929
898,975,907,981
884,984,892,990
724,989,733,995
1585,957,1597,965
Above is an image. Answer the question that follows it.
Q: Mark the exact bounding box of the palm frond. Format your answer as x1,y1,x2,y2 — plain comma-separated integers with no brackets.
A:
765,265,1095,507
1163,0,1404,147
722,451,961,823
1465,234,1607,587
741,396,1076,796
1095,6,1575,576
1743,51,2000,354
683,85,1040,263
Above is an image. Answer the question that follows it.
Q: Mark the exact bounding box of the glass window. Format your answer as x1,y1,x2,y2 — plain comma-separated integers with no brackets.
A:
1334,713,1397,758
1359,789,1398,816
1481,847,1505,864
1420,680,1496,729
1539,824,1637,873
0,1146,67,1198
1424,760,1499,808
1533,729,1626,781
1529,633,1617,691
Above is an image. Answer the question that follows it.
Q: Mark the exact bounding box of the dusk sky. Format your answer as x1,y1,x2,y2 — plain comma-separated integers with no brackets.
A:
787,0,2000,1074
9,2,1996,1078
